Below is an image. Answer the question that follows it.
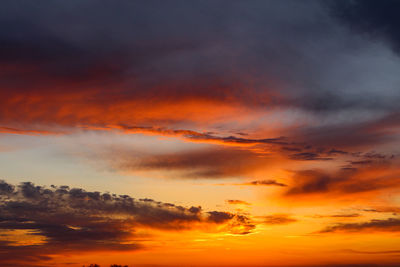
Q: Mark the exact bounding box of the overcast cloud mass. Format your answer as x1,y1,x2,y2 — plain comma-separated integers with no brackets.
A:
0,1,400,266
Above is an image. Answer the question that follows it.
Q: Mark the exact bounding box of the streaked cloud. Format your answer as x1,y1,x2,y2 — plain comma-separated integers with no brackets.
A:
258,214,298,225
226,200,251,205
318,218,400,234
223,180,288,187
0,0,400,266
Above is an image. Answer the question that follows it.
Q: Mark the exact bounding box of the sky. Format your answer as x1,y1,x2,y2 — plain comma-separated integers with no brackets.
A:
1,0,400,266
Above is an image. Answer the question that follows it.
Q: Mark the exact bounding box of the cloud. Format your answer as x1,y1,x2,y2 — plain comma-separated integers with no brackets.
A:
1,123,359,165
0,180,255,265
362,206,400,214
329,0,400,53
0,1,400,266
289,152,333,161
0,0,398,258
107,147,281,179
0,0,399,134
311,213,361,219
81,123,398,183
288,112,400,150
285,170,334,195
340,249,400,255
226,200,251,205
318,218,400,234
113,125,288,147
259,214,297,225
0,126,64,136
285,160,400,197
233,180,288,187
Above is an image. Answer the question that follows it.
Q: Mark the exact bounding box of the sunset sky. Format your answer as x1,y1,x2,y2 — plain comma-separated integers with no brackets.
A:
1,1,400,266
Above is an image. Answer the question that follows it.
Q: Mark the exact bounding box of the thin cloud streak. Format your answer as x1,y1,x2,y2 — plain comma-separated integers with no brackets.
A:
318,218,400,234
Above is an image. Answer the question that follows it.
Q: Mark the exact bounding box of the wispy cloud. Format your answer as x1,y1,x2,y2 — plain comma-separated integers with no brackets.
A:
226,200,251,205
257,214,298,225
317,218,400,234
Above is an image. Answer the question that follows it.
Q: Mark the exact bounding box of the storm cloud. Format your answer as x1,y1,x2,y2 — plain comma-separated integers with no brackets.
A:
0,0,400,130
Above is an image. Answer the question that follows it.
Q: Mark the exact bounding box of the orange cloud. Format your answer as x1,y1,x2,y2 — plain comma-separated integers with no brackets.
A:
258,214,298,225
318,218,400,234
226,200,251,205
0,126,64,136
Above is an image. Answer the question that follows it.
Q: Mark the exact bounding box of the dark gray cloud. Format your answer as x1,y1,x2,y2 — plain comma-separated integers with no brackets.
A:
289,152,333,161
217,179,287,188
285,160,400,197
0,1,399,180
241,180,288,187
289,111,400,150
0,0,399,126
0,180,254,265
329,0,400,53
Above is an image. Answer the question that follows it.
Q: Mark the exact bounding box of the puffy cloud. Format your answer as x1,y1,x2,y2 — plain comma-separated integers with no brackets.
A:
0,180,255,265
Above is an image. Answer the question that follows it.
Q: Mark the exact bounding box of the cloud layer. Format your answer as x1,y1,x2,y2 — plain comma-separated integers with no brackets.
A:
1,1,400,266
